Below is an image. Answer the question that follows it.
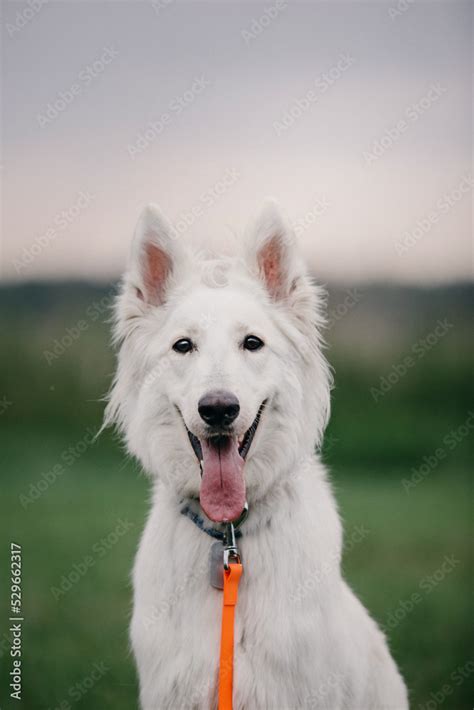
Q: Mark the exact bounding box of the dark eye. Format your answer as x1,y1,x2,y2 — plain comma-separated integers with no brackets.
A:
243,335,264,351
172,338,194,354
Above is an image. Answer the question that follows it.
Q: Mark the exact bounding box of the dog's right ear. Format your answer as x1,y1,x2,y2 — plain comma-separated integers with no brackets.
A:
129,204,185,306
246,199,304,302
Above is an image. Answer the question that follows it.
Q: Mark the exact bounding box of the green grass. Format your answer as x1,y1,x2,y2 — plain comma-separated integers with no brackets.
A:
337,470,472,709
0,424,471,709
0,431,144,710
0,283,472,709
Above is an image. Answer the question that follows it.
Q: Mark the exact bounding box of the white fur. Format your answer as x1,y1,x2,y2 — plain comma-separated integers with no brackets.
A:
105,200,409,709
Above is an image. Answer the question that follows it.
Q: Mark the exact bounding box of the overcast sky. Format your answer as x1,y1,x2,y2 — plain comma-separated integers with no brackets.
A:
2,0,472,284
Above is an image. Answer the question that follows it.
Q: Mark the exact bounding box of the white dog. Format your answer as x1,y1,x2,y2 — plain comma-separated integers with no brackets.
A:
105,200,409,710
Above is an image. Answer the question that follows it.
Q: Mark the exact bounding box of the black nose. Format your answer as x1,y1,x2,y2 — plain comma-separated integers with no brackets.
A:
198,390,240,427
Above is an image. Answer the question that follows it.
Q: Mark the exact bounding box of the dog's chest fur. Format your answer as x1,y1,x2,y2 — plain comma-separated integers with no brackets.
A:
109,201,408,709
130,460,407,710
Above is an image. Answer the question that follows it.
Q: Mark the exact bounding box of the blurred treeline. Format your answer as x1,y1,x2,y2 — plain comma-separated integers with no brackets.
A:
0,281,472,710
1,280,472,475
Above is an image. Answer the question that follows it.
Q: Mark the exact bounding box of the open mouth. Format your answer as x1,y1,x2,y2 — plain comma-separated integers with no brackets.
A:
186,401,266,463
182,401,266,523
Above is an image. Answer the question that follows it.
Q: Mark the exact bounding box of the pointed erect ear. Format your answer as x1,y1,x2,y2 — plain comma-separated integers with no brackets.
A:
247,199,303,301
130,204,185,306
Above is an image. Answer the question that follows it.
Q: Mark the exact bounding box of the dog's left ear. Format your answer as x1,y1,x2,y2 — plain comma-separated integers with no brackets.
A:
129,204,187,306
247,199,304,301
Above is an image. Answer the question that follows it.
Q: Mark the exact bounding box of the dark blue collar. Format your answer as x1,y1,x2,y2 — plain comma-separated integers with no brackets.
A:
180,501,243,541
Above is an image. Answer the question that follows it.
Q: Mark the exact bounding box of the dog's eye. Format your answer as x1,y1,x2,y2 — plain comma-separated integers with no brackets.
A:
172,338,194,354
243,335,264,351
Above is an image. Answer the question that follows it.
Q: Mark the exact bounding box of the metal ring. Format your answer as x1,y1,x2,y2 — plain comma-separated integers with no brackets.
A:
232,501,249,530
224,548,241,570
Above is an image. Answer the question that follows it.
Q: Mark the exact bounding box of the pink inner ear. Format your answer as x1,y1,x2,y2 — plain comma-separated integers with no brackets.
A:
144,241,171,305
258,237,285,299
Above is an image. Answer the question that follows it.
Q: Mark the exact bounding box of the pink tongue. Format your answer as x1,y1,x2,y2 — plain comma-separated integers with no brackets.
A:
199,437,246,523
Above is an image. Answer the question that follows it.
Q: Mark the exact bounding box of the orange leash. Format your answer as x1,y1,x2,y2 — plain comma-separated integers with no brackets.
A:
218,562,243,710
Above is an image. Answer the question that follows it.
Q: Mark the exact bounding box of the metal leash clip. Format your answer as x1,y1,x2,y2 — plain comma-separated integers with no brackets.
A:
223,502,248,570
223,522,240,570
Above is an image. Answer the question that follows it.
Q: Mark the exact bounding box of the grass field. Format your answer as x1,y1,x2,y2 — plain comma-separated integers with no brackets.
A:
0,433,470,709
0,282,472,709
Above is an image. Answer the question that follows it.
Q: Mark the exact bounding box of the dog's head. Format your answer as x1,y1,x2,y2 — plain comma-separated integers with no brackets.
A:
105,200,331,521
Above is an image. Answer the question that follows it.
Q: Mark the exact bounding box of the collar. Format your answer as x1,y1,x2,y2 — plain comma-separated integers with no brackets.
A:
180,498,244,541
